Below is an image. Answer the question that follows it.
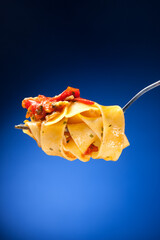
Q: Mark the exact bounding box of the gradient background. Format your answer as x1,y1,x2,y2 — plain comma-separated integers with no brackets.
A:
1,1,160,240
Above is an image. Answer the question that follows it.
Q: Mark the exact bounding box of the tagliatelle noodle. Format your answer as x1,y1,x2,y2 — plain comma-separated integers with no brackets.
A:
23,101,129,161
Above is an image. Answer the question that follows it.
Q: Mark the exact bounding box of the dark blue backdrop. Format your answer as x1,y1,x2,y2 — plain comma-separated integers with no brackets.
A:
1,1,160,239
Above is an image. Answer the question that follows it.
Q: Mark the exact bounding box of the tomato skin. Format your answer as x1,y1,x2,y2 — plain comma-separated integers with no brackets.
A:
54,87,80,102
22,99,35,109
22,87,94,121
74,97,94,105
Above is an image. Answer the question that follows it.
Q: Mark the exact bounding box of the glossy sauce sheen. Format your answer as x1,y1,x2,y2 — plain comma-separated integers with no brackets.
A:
22,87,94,121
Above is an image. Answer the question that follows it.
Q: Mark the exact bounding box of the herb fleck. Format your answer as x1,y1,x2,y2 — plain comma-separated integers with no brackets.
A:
66,139,70,143
59,149,61,152
63,121,67,124
89,134,94,138
36,105,43,115
109,124,112,127
49,147,53,151
101,127,103,131
101,132,103,137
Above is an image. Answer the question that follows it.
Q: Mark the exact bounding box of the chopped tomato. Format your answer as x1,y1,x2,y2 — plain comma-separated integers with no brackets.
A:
53,87,80,102
22,86,94,121
85,144,98,155
74,97,94,105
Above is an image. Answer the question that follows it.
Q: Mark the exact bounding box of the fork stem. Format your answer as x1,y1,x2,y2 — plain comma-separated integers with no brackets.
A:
122,80,160,113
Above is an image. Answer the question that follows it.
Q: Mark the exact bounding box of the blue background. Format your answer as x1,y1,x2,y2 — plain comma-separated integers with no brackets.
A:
1,1,160,239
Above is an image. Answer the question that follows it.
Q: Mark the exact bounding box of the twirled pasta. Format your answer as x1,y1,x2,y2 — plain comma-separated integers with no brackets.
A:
23,99,129,162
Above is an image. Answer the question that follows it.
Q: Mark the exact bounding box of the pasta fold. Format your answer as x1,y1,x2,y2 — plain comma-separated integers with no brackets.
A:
23,101,129,161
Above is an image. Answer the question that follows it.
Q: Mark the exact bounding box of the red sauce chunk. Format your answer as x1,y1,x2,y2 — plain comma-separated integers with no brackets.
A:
22,87,94,121
85,144,98,155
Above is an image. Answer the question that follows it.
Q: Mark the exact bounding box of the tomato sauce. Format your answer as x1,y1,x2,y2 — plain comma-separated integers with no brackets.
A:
85,144,98,155
22,87,94,121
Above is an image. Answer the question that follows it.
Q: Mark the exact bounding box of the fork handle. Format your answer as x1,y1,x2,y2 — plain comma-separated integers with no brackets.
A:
122,80,160,112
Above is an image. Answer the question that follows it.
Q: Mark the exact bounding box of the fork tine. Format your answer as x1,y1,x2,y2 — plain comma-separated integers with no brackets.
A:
15,124,29,130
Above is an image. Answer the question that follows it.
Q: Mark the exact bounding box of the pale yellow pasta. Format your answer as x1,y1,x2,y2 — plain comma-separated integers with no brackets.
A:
23,101,129,161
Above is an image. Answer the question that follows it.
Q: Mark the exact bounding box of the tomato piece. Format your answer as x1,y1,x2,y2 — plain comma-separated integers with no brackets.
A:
74,97,94,105
22,99,35,109
85,144,98,155
22,87,94,121
54,87,80,102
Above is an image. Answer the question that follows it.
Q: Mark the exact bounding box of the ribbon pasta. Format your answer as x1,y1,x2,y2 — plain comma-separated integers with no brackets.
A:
23,101,129,161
